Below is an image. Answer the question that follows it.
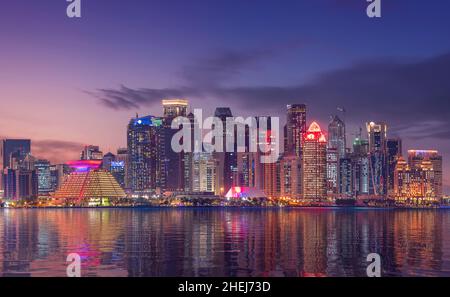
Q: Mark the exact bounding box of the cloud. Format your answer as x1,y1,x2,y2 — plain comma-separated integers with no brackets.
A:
88,41,307,110
89,50,450,139
31,139,84,164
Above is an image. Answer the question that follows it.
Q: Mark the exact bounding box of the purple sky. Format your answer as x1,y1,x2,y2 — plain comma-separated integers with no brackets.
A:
1,0,450,192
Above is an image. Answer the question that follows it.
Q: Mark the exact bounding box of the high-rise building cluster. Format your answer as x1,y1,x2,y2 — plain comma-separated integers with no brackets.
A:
0,99,444,206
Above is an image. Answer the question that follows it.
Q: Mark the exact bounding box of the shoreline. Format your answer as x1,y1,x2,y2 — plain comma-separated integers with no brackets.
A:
1,205,449,210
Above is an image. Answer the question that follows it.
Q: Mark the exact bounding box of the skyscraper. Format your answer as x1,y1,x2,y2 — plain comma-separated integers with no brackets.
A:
116,148,128,188
1,139,31,170
2,168,38,201
162,99,188,191
407,150,443,199
327,113,346,197
191,152,217,193
127,115,163,192
366,122,387,153
286,104,307,157
328,115,346,158
110,161,126,189
102,152,116,171
302,122,327,202
326,147,339,195
34,159,52,194
339,157,353,197
280,154,302,200
162,99,188,119
386,138,402,196
214,107,237,195
366,122,388,196
351,138,370,197
394,155,439,205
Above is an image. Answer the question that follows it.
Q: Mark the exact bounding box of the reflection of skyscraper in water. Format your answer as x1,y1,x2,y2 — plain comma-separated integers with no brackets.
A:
300,212,328,276
1,210,39,276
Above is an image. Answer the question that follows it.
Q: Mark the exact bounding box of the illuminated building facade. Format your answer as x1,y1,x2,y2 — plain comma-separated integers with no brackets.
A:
326,147,338,196
0,139,31,191
351,138,370,197
280,154,302,200
339,157,353,197
302,122,327,201
394,155,439,204
366,122,388,196
0,139,31,170
386,138,402,196
53,160,126,206
162,99,188,191
127,115,163,192
263,160,280,199
34,159,52,194
2,168,38,201
191,152,217,193
328,115,346,158
110,161,126,188
213,107,237,195
286,104,307,157
102,152,115,171
116,148,128,188
407,150,443,199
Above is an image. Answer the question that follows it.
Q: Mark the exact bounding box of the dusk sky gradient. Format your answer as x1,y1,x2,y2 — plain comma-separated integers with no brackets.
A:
1,0,450,191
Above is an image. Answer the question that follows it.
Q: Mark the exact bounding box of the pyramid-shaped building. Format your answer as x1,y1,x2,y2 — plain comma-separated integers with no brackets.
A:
53,160,126,206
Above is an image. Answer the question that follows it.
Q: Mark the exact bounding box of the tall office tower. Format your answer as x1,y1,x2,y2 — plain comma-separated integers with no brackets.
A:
236,116,272,191
351,138,370,197
80,145,103,160
50,164,59,191
339,157,353,197
302,122,327,201
326,147,339,196
1,140,32,191
366,122,388,196
366,122,387,152
394,155,439,204
407,150,443,199
183,112,196,192
102,152,116,171
263,160,281,199
191,152,217,193
328,115,346,158
116,148,128,188
328,115,346,197
127,115,163,192
163,98,188,119
386,138,402,196
110,160,126,189
2,168,38,201
280,154,302,200
0,139,31,170
213,107,237,195
286,104,307,157
34,159,52,194
162,99,188,191
283,124,288,154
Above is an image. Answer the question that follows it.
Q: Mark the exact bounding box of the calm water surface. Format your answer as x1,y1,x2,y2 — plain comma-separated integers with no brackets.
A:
0,208,450,277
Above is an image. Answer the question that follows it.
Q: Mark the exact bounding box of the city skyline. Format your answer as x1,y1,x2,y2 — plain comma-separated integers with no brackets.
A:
1,0,450,191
